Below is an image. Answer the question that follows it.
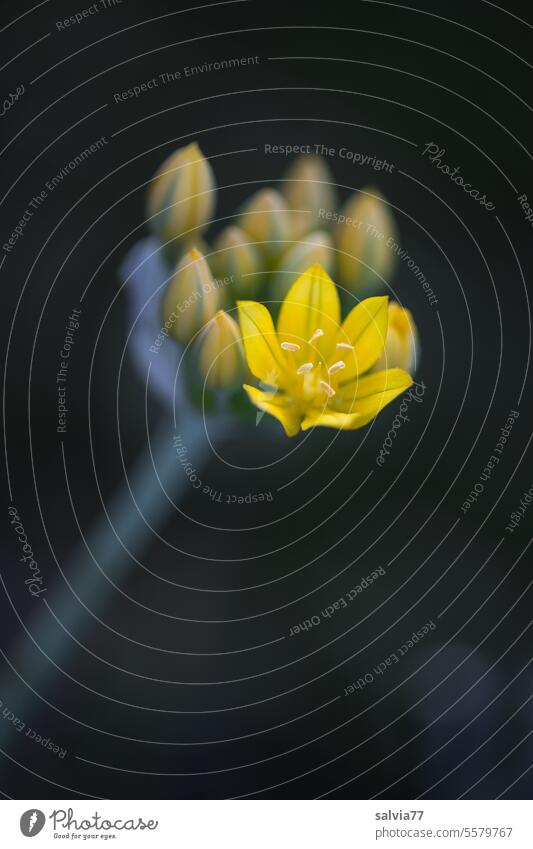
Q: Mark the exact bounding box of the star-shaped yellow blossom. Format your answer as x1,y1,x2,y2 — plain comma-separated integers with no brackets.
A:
237,265,413,436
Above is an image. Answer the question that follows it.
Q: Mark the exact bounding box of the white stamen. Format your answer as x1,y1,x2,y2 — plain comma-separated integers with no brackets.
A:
328,360,346,375
280,341,300,351
308,328,324,344
320,380,335,397
296,362,314,375
336,342,354,350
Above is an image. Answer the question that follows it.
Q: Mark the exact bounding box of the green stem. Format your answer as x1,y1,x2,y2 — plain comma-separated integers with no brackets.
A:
0,410,216,749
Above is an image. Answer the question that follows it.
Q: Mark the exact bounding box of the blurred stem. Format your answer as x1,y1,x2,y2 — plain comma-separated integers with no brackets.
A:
0,409,215,749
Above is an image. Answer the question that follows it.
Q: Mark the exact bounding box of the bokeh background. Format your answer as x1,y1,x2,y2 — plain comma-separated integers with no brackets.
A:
1,0,532,799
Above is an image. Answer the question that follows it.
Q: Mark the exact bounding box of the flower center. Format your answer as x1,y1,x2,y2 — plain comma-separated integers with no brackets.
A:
279,332,345,408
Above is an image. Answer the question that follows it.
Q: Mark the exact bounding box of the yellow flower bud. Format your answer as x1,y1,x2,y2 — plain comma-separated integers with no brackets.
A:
239,188,292,254
282,155,338,238
161,248,220,344
196,310,245,389
212,225,261,297
147,142,216,247
335,188,397,292
373,302,419,372
272,231,334,301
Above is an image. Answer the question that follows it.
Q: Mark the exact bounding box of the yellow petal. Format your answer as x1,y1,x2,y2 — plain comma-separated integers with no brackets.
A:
237,301,287,386
336,296,389,381
302,368,412,431
277,264,341,360
339,367,413,417
301,410,365,431
243,385,300,436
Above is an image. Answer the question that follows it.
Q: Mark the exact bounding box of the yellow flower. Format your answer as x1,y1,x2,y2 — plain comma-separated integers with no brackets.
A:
196,310,245,389
237,265,413,436
147,142,216,246
373,302,419,373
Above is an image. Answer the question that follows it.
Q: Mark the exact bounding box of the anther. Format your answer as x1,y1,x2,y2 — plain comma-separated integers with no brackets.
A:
308,328,324,344
296,362,314,375
320,380,335,397
281,341,300,351
336,342,354,350
328,361,345,375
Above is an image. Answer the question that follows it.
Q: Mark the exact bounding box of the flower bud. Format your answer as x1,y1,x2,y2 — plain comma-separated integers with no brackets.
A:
239,188,292,255
282,155,338,238
147,142,216,248
161,248,220,344
212,225,261,297
373,302,419,372
272,231,334,301
335,188,397,292
196,310,245,389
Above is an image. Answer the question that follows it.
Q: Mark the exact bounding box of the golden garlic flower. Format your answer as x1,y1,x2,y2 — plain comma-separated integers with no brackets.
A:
237,265,413,435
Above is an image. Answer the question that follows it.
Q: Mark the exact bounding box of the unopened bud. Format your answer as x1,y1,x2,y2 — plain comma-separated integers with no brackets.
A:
335,188,397,291
161,248,220,344
239,188,292,255
373,302,419,372
196,310,245,389
147,142,216,249
282,155,338,238
273,231,334,301
213,226,261,297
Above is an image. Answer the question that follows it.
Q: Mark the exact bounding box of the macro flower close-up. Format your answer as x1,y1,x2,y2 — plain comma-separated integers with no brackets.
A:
134,141,420,440
2,0,532,815
238,265,413,435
